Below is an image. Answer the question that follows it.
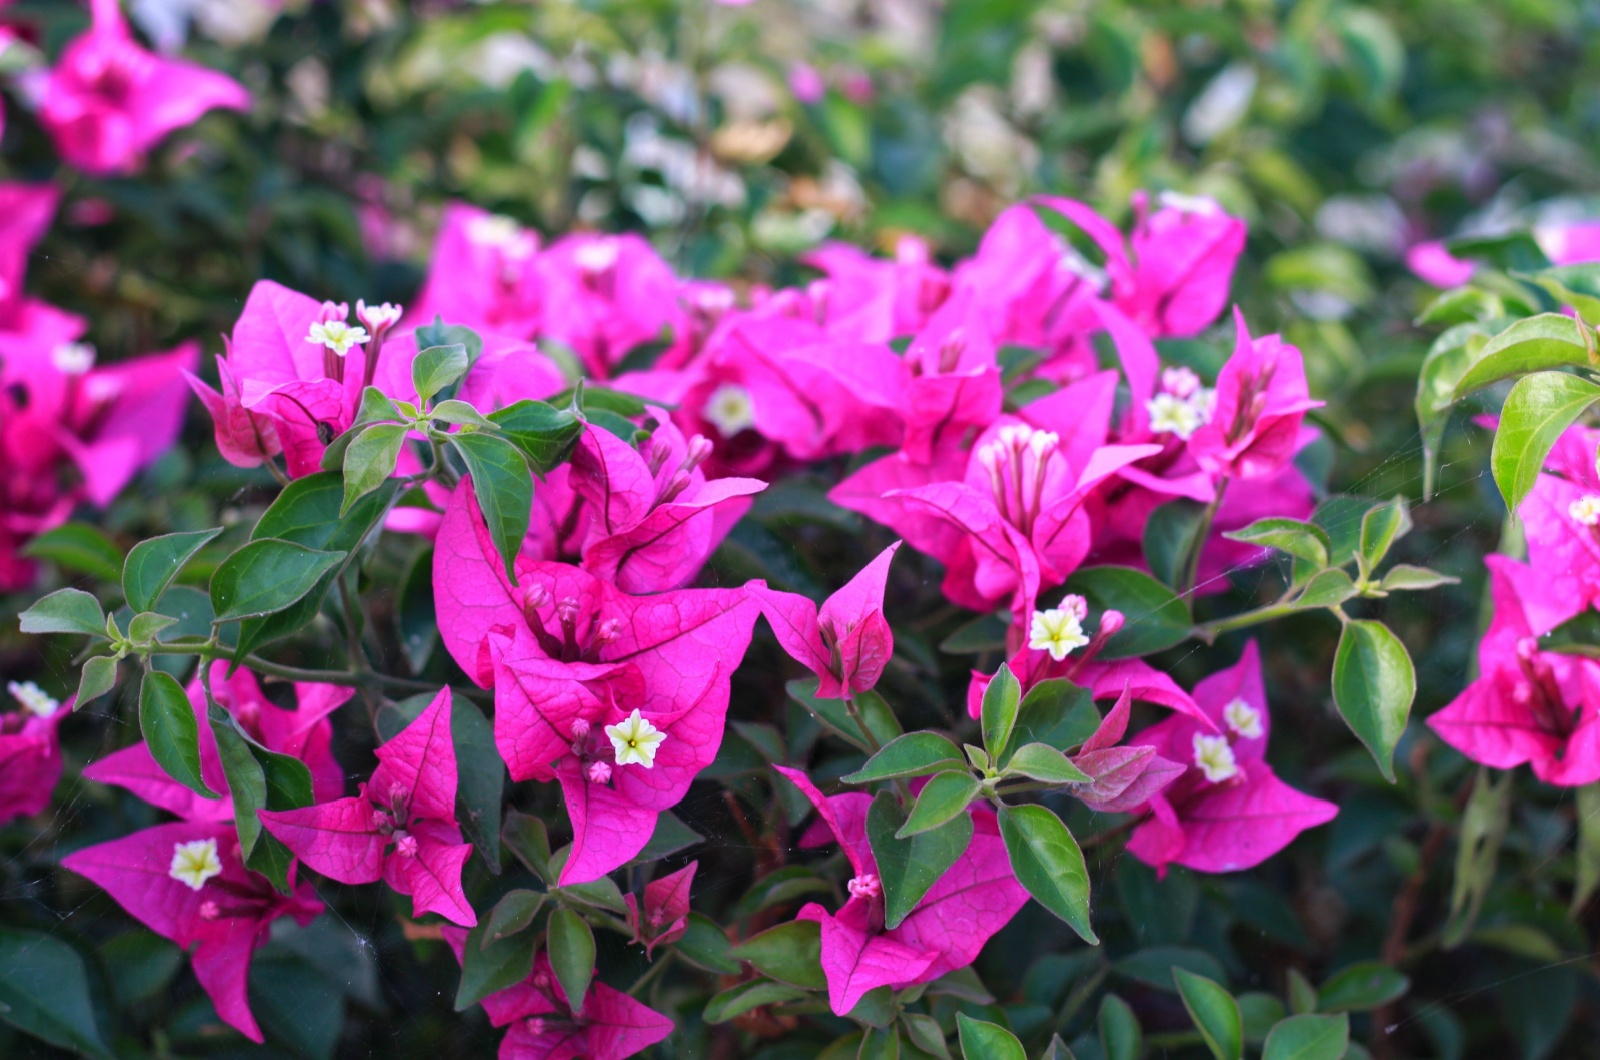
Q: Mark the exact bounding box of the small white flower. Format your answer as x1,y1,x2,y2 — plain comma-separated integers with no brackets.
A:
606,708,667,768
574,237,620,274
1570,495,1600,527
466,213,525,248
1147,392,1205,439
306,320,370,357
51,342,96,375
1157,191,1223,216
702,383,755,438
1222,697,1264,740
7,680,59,718
1192,733,1239,783
169,838,224,891
1029,607,1090,661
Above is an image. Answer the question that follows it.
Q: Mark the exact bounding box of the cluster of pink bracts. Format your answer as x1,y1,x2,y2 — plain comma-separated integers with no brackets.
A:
8,188,1356,1056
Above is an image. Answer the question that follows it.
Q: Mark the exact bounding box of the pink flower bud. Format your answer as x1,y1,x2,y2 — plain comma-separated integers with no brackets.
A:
570,718,592,740
847,873,882,899
596,617,622,644
587,759,613,784
200,900,220,920
394,832,419,859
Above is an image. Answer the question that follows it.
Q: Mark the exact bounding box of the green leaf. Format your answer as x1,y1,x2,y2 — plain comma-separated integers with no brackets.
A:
997,804,1096,943
0,929,115,1060
1296,569,1358,609
955,1013,1025,1060
341,422,408,515
981,662,1021,760
502,810,552,882
398,545,438,671
1331,619,1416,782
208,702,312,893
1262,1014,1349,1060
704,978,808,1023
1224,518,1331,567
1517,265,1600,322
122,528,223,613
1002,742,1091,784
1493,370,1600,513
1143,498,1209,587
1173,968,1243,1060
1573,781,1600,915
902,1012,951,1059
488,399,584,475
1451,313,1596,398
546,907,595,1013
858,1026,902,1060
729,920,826,989
561,383,651,418
451,693,504,871
1239,992,1288,1044
74,656,118,709
19,587,106,637
454,431,532,586
482,890,545,946
1063,566,1191,659
209,538,347,622
1444,768,1513,947
1358,498,1412,571
1115,947,1226,992
786,678,903,752
867,790,974,929
412,342,470,404
896,770,981,838
1013,679,1099,751
455,921,537,1010
1099,993,1143,1060
675,912,742,975
1316,962,1409,1013
1378,565,1458,592
22,522,123,582
139,670,219,799
429,398,495,428
939,611,1009,654
1039,1035,1078,1060
847,988,898,1028
630,812,703,865
1287,968,1318,1015
842,732,965,783
127,612,179,643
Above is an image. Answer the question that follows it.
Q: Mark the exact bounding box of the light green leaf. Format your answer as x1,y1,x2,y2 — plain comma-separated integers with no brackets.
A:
981,662,1021,760
19,587,106,637
955,1013,1025,1060
895,770,980,838
1491,370,1600,513
1173,968,1243,1060
1262,1013,1349,1060
341,422,408,515
412,342,470,404
1002,742,1091,784
842,732,965,783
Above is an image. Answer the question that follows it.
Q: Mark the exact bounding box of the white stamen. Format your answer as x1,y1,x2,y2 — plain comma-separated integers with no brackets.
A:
306,320,370,357
51,342,96,375
1192,733,1238,783
702,383,755,438
1222,697,1263,740
1570,495,1600,527
1028,607,1090,662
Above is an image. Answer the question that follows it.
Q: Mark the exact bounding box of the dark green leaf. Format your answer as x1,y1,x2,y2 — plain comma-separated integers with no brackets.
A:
1114,947,1227,992
842,732,965,783
1099,993,1142,1060
998,804,1096,943
1173,968,1243,1060
786,678,903,752
1316,962,1408,1013
482,891,545,946
675,912,742,975
704,978,808,1024
455,922,537,1010
902,1012,952,1059
1013,679,1099,751
1262,1013,1350,1060
22,522,123,582
1063,566,1191,659
1144,498,1209,587
19,588,106,637
629,812,704,864
1574,782,1600,914
955,1013,1025,1060
729,920,826,989
1331,619,1416,782
0,929,114,1060
939,611,1009,654
451,693,504,872
896,770,981,838
502,810,552,882
454,431,532,586
868,790,974,929
488,400,584,475
1492,370,1600,513
209,538,346,622
140,670,218,798
858,1025,901,1060
122,528,223,613
546,906,595,1012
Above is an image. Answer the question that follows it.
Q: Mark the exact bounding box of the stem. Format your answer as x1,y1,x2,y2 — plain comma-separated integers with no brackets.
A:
629,951,674,998
142,644,487,702
1180,476,1230,596
1192,600,1304,643
842,693,882,754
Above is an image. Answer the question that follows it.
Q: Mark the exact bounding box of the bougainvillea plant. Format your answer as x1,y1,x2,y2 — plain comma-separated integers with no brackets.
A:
7,180,1447,1059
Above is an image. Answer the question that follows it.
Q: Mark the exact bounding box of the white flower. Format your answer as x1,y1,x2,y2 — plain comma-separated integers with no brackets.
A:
1157,191,1224,216
1028,607,1090,661
7,680,59,718
1222,697,1264,740
51,342,96,375
1147,392,1206,439
1192,733,1239,783
574,237,620,275
606,709,667,768
169,838,224,891
466,214,524,248
306,320,370,357
1570,495,1600,527
702,383,755,438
